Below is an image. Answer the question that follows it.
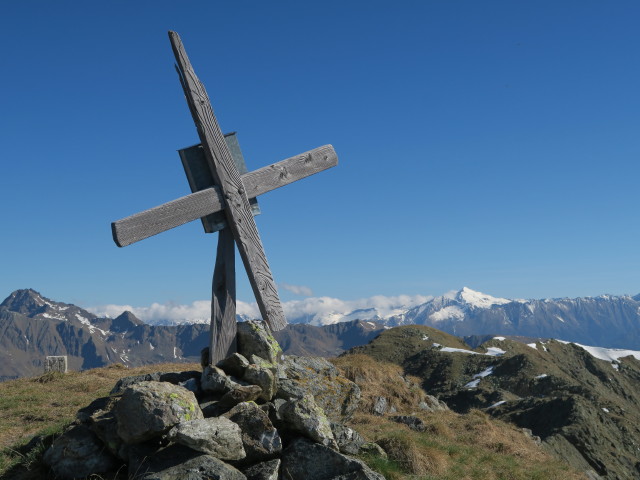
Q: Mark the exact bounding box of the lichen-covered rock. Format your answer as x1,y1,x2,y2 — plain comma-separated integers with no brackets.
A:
115,381,203,444
223,402,282,462
279,355,361,422
237,320,284,365
217,352,251,377
133,443,246,480
243,364,276,401
167,417,246,460
202,365,236,394
43,425,118,479
281,437,385,480
360,442,387,459
243,458,280,480
330,422,365,455
279,394,338,450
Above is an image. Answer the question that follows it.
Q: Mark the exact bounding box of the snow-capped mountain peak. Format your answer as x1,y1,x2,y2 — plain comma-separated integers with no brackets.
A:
456,287,511,309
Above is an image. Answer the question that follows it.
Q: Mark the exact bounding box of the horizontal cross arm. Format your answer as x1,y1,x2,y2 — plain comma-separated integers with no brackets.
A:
111,144,337,247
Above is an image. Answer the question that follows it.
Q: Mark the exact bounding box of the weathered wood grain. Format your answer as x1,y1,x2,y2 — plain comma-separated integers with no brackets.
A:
111,144,337,247
111,188,223,248
169,30,287,331
209,227,237,365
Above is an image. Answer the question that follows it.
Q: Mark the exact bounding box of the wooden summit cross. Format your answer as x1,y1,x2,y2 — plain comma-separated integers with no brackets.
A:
111,31,338,364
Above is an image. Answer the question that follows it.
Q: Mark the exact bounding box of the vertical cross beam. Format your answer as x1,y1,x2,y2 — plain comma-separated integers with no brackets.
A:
169,31,287,332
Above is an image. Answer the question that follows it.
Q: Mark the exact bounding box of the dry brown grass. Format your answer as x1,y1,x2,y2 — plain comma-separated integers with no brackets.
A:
0,362,199,452
331,354,426,414
333,353,587,480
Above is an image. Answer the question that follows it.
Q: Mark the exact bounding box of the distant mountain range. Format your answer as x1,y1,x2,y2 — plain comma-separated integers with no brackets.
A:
135,286,640,350
0,289,383,381
4,286,640,381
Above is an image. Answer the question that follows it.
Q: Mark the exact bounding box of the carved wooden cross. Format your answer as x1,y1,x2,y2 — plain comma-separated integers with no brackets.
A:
111,31,337,364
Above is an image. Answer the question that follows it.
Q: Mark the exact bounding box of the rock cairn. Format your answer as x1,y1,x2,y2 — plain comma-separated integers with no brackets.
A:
43,320,385,480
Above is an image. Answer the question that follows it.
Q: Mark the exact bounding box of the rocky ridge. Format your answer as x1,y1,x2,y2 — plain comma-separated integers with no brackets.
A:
42,320,385,480
347,325,640,480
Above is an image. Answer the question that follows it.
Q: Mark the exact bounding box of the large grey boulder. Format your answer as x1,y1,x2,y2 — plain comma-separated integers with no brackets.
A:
279,355,361,422
279,394,338,450
223,402,282,462
134,444,246,480
237,320,284,365
281,437,385,480
168,417,246,460
42,425,118,479
243,458,280,480
115,381,203,444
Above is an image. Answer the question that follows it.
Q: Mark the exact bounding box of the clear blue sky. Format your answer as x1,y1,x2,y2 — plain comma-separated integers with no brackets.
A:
2,1,639,309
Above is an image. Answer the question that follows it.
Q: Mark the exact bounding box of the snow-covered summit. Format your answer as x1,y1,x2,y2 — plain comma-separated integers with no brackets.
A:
455,287,511,308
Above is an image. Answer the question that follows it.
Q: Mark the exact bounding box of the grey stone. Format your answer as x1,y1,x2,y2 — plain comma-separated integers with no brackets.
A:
372,396,387,416
279,394,338,450
243,364,276,401
202,365,236,394
218,352,251,378
88,408,122,457
75,395,116,424
390,415,426,432
280,355,360,422
201,346,210,367
134,444,247,480
223,402,282,462
418,394,448,412
359,442,387,459
243,458,280,480
219,384,263,409
237,320,284,365
330,422,365,455
200,399,225,418
179,377,200,395
110,373,162,395
111,371,200,395
168,417,246,460
44,355,67,373
42,425,118,479
158,370,201,385
123,442,162,478
115,381,203,444
276,378,306,401
281,437,385,480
